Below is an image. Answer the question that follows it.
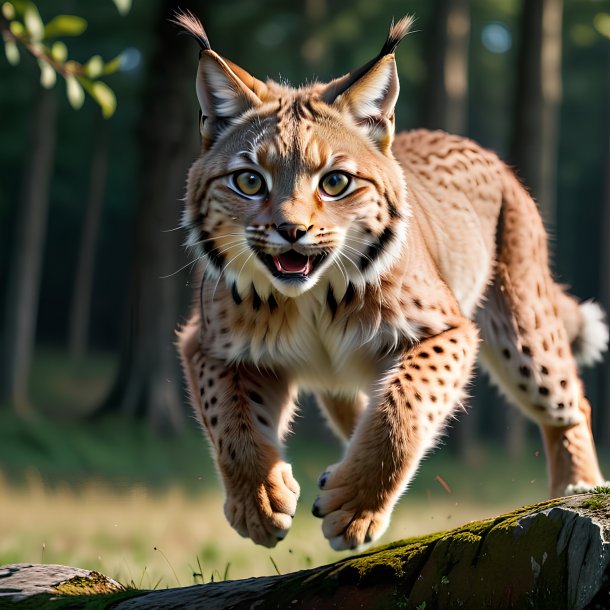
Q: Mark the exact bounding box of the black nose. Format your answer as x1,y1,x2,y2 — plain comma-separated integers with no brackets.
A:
276,223,308,243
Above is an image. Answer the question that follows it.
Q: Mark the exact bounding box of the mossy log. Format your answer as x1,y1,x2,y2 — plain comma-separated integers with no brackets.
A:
2,493,610,609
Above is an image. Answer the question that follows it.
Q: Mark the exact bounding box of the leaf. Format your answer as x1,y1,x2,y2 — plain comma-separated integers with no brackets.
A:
1,2,15,19
23,2,44,41
84,54,103,78
9,20,24,36
594,13,610,40
4,38,19,65
90,81,117,118
43,14,87,39
102,53,123,75
112,0,131,16
65,74,84,109
50,40,67,62
38,58,56,88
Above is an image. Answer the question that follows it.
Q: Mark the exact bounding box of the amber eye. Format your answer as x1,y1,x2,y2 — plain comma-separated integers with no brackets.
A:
320,172,351,197
233,171,266,197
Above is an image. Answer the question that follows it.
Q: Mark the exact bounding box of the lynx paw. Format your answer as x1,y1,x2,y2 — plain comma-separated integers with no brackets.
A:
312,464,391,551
224,461,300,548
564,480,610,496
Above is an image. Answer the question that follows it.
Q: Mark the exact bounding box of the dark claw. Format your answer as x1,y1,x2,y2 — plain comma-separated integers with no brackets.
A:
312,498,322,518
318,471,330,489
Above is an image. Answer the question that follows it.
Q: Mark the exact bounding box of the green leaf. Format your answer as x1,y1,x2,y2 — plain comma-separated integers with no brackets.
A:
23,2,44,41
9,1,27,14
4,38,19,65
50,40,67,62
594,13,610,40
1,2,15,19
9,20,24,36
102,53,123,75
88,80,117,118
38,59,56,88
43,14,87,39
84,54,103,78
112,0,131,16
65,74,84,109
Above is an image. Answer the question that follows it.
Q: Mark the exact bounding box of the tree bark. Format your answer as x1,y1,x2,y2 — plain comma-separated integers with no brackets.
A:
422,0,470,135
67,121,110,359
93,0,200,431
3,493,610,609
598,44,610,446
510,0,563,222
0,87,58,416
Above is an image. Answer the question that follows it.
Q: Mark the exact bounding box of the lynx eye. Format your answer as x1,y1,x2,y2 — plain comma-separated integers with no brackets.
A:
232,171,266,197
320,172,351,198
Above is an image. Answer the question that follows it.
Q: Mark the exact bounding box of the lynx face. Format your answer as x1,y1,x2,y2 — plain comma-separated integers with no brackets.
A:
181,18,412,298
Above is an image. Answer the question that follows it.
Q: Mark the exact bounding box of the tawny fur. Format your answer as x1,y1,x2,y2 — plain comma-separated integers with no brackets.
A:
175,13,608,550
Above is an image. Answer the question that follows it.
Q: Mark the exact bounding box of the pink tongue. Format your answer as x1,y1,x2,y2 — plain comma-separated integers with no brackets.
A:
276,251,309,274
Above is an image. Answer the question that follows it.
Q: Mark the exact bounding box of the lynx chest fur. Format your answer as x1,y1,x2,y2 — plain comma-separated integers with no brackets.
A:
176,12,608,551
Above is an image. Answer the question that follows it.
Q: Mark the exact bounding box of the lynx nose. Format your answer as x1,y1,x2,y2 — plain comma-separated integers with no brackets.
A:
276,223,308,243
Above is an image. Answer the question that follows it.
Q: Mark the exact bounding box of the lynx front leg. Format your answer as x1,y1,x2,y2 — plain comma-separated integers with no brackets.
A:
313,321,478,550
178,319,299,547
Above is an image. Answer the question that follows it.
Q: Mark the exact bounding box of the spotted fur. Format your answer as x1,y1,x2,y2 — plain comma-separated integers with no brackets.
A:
176,13,608,550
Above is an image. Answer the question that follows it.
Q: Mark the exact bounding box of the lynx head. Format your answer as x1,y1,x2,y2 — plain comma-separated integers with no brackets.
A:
177,11,413,300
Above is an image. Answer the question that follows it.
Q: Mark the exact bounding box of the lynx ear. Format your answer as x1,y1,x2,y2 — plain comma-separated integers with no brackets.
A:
320,16,414,151
173,10,269,145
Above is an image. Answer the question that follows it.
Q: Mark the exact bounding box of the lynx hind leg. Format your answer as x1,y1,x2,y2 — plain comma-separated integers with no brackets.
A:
479,272,605,496
477,181,605,496
315,392,368,440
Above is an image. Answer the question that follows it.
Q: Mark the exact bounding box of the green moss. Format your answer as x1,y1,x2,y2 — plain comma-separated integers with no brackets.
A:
591,486,610,494
581,497,605,510
54,571,124,596
447,531,481,544
345,547,407,578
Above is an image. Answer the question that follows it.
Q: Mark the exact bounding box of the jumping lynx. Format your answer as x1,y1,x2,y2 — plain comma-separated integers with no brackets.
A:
175,12,609,551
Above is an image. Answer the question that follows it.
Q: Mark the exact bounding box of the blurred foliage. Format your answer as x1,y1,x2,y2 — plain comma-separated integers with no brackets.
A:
0,0,130,117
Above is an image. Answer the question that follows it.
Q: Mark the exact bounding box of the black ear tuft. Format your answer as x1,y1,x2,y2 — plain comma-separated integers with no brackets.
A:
379,15,415,56
172,9,211,51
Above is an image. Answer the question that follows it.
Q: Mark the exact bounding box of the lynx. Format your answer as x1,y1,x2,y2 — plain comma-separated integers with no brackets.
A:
175,12,609,551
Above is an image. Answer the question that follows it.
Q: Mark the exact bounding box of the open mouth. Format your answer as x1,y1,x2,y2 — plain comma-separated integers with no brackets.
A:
258,251,326,281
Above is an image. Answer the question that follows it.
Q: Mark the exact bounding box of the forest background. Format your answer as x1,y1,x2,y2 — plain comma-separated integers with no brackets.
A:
0,0,609,587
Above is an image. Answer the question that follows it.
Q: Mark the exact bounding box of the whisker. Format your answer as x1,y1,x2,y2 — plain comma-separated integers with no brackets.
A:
211,246,251,303
161,225,184,233
188,233,245,247
342,244,377,270
235,250,256,292
337,251,368,287
160,256,204,279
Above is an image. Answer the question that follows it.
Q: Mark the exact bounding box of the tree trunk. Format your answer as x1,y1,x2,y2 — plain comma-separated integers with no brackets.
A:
3,493,610,609
0,87,58,416
510,0,563,222
94,0,200,431
598,45,610,447
508,0,563,455
422,0,470,135
67,122,110,359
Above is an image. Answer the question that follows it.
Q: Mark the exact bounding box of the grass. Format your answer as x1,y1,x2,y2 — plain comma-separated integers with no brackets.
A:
0,347,599,589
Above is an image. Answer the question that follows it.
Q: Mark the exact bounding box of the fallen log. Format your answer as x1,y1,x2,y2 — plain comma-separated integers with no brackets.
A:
1,491,609,609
